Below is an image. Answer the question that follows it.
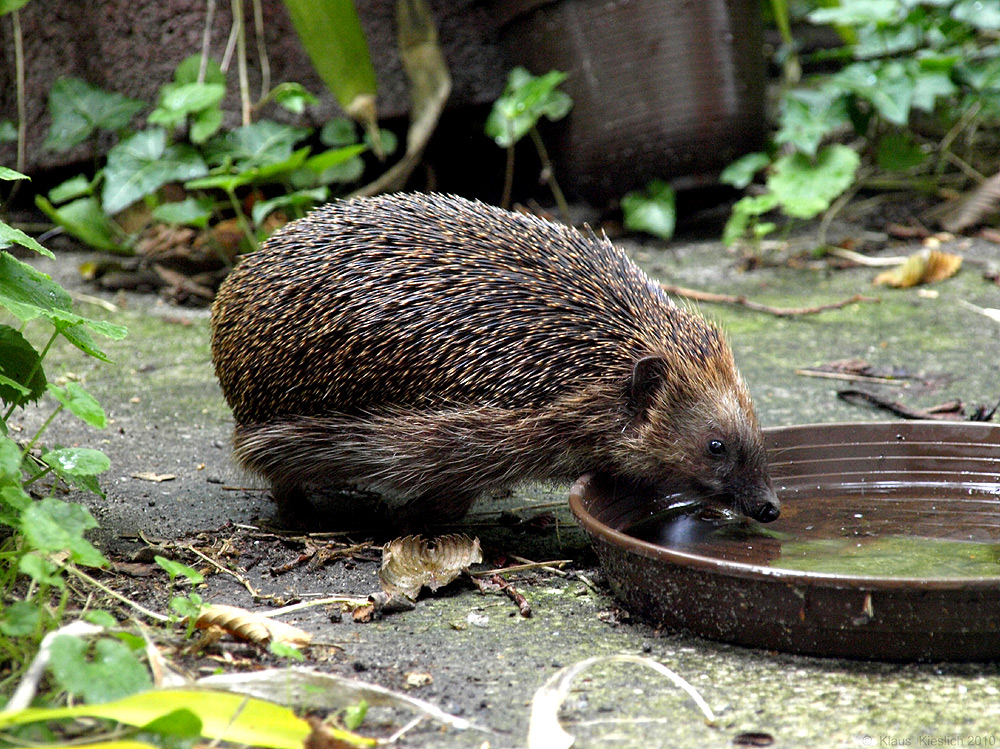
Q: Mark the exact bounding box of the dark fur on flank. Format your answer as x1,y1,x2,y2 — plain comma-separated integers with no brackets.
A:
211,193,779,525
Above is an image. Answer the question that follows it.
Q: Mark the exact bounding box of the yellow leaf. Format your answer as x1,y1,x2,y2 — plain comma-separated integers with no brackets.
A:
873,249,962,287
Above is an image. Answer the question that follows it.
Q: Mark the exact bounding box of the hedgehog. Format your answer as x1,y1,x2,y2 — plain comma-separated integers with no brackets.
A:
210,193,779,526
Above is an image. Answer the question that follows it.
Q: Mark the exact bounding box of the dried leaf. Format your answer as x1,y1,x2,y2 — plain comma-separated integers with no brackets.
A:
195,603,312,648
131,472,176,482
378,535,482,601
873,248,962,287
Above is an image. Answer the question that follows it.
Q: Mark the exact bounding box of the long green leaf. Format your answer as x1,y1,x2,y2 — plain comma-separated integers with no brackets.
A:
0,689,312,749
281,0,377,116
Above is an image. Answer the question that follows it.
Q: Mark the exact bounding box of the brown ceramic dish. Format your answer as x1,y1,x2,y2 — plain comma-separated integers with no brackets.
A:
568,421,1000,661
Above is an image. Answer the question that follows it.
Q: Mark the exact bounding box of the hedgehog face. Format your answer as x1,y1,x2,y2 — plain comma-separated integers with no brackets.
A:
622,354,780,523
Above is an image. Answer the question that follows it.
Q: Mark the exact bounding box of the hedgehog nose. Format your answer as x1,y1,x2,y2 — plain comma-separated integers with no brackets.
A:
750,492,781,523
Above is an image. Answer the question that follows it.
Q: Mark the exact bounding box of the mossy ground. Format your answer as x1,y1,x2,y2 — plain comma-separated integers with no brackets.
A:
8,225,1000,747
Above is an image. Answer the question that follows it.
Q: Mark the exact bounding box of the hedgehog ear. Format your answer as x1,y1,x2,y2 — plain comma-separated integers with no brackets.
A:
627,355,669,422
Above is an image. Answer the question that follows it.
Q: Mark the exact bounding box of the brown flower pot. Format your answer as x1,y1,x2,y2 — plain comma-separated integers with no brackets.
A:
496,0,767,205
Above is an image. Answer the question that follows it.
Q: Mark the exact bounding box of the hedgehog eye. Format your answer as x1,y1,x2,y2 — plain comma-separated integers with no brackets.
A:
708,439,726,457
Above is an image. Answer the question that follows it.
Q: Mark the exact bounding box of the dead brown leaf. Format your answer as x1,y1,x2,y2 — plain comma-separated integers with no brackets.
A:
379,535,482,601
195,603,312,648
873,248,962,287
131,471,177,482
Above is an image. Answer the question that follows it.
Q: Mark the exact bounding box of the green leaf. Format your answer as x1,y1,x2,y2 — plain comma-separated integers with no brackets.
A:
775,89,851,156
910,66,958,112
0,121,16,143
20,497,108,567
303,144,367,174
876,132,928,171
0,250,73,323
18,553,65,588
342,700,368,731
833,61,914,126
319,118,358,147
808,0,902,26
174,54,226,86
270,82,318,114
204,120,311,170
190,106,224,144
43,78,145,152
0,434,22,482
0,325,46,407
485,68,573,147
49,174,94,204
719,152,771,189
0,600,41,637
42,447,111,477
0,164,27,179
722,193,779,246
621,180,676,241
0,0,32,15
0,220,55,258
152,197,215,228
48,635,152,704
35,195,121,253
48,382,107,428
364,128,398,157
148,82,226,130
952,0,1000,28
154,555,205,585
281,0,377,113
141,708,204,738
251,187,328,226
102,129,209,215
767,144,861,219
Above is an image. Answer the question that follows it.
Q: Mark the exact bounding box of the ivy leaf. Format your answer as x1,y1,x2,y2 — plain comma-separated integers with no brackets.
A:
270,82,319,114
776,89,852,156
148,82,226,131
910,66,958,112
720,152,771,189
251,187,328,226
485,68,573,148
101,128,208,215
203,120,310,170
722,193,779,246
319,118,358,147
43,78,145,152
833,61,914,126
0,325,46,408
0,435,22,482
808,0,902,26
174,54,226,86
152,197,215,228
952,0,1000,29
621,180,676,240
767,144,861,219
0,121,16,143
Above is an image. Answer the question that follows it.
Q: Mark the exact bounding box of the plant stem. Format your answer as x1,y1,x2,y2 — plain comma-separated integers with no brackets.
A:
250,0,269,103
529,126,571,225
6,10,26,207
67,565,171,623
199,0,217,84
231,0,252,125
501,144,515,210
20,405,63,459
226,187,259,253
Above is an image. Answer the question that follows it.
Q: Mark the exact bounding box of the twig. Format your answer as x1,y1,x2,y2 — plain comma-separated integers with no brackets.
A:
660,283,880,317
837,389,965,420
473,558,572,577
827,247,907,266
178,542,261,599
490,574,531,617
266,595,371,617
67,566,170,623
198,0,217,84
794,369,900,385
250,0,270,102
